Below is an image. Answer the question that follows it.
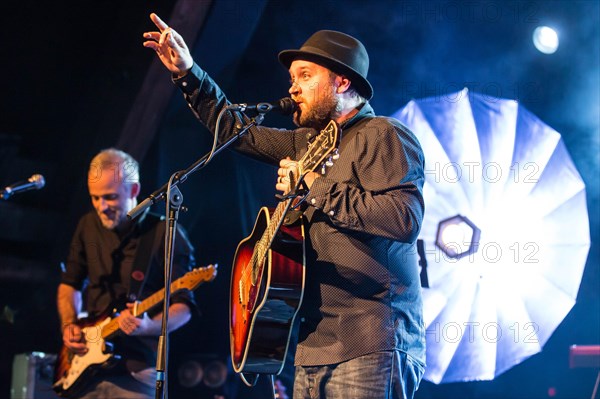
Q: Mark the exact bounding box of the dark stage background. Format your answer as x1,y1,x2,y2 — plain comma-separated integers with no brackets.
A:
0,1,598,398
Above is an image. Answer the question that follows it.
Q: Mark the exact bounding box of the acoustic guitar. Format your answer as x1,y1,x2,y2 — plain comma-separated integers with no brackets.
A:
230,121,339,380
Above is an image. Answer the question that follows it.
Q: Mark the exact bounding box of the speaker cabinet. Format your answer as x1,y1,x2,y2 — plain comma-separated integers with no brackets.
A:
10,352,56,399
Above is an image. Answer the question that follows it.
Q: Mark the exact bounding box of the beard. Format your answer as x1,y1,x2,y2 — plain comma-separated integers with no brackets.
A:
293,85,341,130
96,199,135,231
97,208,124,230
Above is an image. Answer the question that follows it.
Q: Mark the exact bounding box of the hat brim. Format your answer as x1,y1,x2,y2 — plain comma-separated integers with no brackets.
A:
278,49,373,101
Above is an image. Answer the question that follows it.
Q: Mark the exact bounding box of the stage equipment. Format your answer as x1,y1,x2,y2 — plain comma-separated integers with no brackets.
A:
435,214,481,259
11,352,56,399
393,88,590,383
533,26,559,54
569,345,600,399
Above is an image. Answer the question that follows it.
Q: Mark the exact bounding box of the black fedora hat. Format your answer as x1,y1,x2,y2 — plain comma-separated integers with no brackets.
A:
278,30,373,100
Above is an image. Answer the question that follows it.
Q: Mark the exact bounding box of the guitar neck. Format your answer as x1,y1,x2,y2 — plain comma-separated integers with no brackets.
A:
250,120,338,275
100,283,180,339
133,286,169,316
255,199,291,262
266,200,291,244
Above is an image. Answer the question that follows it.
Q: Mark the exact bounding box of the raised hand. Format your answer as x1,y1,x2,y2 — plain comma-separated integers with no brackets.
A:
143,13,193,77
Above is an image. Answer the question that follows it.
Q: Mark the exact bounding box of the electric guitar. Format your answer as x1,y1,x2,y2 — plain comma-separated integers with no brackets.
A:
230,120,339,379
53,264,218,397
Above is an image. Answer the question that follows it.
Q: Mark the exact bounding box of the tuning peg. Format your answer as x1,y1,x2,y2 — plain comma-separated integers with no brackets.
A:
332,148,340,160
321,163,327,175
325,156,334,167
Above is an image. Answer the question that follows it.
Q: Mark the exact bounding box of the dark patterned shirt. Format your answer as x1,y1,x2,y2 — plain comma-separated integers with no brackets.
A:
61,210,196,371
175,63,426,368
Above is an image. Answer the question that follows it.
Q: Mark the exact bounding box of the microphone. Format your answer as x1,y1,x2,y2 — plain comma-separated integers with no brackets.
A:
226,97,298,116
1,174,46,200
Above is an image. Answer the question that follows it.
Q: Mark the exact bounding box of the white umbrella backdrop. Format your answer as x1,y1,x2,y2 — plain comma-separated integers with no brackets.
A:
393,88,591,383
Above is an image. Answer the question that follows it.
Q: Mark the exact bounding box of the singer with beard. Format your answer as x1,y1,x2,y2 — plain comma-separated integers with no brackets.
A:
57,148,196,398
144,13,426,399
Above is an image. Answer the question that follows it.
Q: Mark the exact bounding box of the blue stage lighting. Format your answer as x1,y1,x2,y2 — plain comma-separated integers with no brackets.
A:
393,87,590,384
435,215,481,260
533,26,559,54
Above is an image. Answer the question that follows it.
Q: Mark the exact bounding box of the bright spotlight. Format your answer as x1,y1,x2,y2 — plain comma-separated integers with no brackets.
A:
533,26,559,54
435,215,481,259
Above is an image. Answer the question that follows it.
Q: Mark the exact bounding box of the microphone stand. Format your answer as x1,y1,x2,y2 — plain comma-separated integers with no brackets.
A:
128,112,264,221
154,181,182,399
127,111,265,399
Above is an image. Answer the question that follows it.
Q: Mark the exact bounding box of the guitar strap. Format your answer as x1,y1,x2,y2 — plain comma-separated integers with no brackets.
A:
127,212,165,303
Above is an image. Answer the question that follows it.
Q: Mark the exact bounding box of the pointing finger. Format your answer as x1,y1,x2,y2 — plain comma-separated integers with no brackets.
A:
150,13,169,32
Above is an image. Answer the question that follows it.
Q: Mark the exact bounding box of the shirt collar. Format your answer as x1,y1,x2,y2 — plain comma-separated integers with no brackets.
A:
340,101,375,130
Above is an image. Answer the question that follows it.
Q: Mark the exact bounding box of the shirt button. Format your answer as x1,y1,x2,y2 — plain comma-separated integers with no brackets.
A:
328,210,335,216
301,317,305,322
182,81,188,87
310,198,316,205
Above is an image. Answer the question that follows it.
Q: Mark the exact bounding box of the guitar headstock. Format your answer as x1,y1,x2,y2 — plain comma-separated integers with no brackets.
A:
174,264,218,291
299,120,339,174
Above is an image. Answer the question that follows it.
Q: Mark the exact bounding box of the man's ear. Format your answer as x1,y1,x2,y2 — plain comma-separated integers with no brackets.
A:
130,182,141,198
336,75,352,94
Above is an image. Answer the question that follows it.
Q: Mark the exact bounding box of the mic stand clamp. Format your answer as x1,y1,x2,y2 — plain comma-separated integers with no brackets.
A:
275,174,310,206
276,176,310,228
274,188,309,202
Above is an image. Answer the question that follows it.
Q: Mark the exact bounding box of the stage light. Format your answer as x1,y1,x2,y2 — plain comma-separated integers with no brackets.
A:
177,359,204,388
175,355,230,396
203,359,228,388
533,26,559,54
393,87,590,383
435,215,481,259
